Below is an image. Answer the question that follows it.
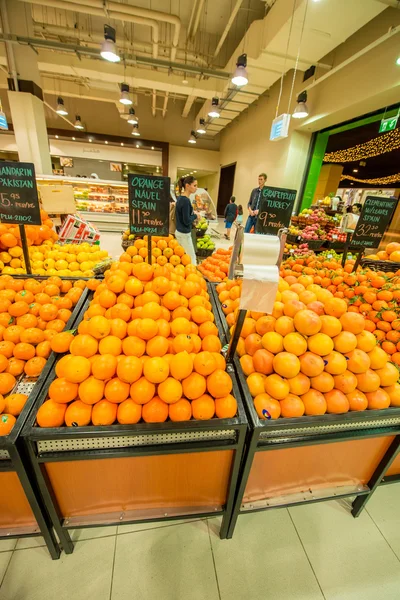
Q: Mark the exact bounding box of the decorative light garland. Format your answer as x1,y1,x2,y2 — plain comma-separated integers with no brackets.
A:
340,172,400,185
324,128,400,163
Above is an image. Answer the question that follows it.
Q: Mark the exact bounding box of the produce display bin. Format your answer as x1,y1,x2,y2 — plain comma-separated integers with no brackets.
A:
0,285,89,559
21,292,248,553
209,282,400,538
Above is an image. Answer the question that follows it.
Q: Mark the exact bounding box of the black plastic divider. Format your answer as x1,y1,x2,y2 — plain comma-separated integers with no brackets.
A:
21,287,249,552
0,284,89,559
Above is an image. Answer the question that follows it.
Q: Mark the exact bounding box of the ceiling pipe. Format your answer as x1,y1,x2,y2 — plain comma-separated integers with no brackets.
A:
151,90,156,117
18,0,181,61
18,0,160,58
191,0,205,39
162,92,169,118
32,22,208,66
213,0,243,58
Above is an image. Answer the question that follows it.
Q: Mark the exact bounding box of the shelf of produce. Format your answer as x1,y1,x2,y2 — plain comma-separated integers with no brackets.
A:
21,293,248,552
0,286,89,559
78,211,129,232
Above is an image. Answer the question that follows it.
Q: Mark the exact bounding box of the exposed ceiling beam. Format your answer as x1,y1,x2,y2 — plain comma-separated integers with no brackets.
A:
182,95,196,118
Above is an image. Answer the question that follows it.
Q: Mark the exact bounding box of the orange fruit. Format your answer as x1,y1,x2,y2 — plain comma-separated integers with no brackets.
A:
98,335,122,357
307,333,334,356
65,400,92,427
323,351,347,375
172,334,194,354
365,388,390,410
50,332,74,354
78,376,105,405
340,312,365,334
70,334,98,358
182,372,207,400
288,373,310,396
104,377,130,403
280,394,305,418
136,318,158,341
3,325,24,344
345,349,370,374
9,301,30,318
36,400,66,428
375,362,399,386
0,413,16,435
142,396,169,422
170,351,193,380
324,298,347,318
193,351,217,377
49,377,79,403
283,332,307,356
261,332,284,354
63,356,91,383
355,369,381,393
143,357,169,383
273,352,300,378
117,356,142,384
4,393,28,416
298,352,324,377
319,315,342,337
207,369,232,398
87,316,111,340
325,389,349,413
117,399,142,424
264,373,290,400
13,342,35,361
356,331,376,353
293,309,321,336
121,336,146,358
383,383,400,407
0,354,8,373
198,322,218,339
146,336,169,357
333,370,358,394
253,393,281,419
158,377,183,404
0,341,15,358
347,389,368,411
333,332,357,354
91,400,117,425
215,394,237,418
247,373,266,397
169,399,192,422
251,349,273,375
191,394,215,420
368,346,388,370
130,376,155,405
5,358,24,377
301,389,327,415
310,372,335,393
91,354,117,380
0,372,16,395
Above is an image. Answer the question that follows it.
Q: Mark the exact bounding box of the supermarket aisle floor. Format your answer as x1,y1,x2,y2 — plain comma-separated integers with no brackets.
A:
1,485,400,599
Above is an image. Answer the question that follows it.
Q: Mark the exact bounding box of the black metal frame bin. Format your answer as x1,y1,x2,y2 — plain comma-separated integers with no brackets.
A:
21,293,248,552
0,286,89,559
227,358,400,538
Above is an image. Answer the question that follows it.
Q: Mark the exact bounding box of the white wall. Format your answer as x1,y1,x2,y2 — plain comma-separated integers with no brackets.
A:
219,73,311,214
168,145,220,183
196,173,219,207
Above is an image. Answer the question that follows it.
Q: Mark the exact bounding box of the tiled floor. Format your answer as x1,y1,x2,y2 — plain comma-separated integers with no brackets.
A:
1,485,400,599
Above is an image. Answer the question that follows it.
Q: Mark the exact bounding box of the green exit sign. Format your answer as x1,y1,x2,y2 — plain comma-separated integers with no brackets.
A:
379,115,398,133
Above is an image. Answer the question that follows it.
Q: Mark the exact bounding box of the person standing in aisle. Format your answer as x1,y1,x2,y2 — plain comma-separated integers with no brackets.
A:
175,175,198,265
223,196,238,240
244,173,267,233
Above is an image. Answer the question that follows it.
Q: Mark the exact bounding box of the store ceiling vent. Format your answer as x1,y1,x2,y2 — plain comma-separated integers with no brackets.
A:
303,66,316,83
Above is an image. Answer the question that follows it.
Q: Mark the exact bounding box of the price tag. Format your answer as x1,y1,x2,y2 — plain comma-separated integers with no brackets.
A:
290,249,295,254
327,254,333,259
332,234,338,240
128,174,170,236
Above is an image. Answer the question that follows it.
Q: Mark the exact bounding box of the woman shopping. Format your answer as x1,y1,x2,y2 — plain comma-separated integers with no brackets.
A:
175,175,198,265
224,196,238,240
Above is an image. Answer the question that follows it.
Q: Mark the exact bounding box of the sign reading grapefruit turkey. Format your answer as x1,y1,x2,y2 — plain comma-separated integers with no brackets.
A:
129,174,170,237
351,195,397,248
255,186,297,235
0,161,41,225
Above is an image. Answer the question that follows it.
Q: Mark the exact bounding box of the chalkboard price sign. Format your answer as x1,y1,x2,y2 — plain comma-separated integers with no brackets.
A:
351,195,397,248
0,162,41,225
255,186,297,235
129,174,170,237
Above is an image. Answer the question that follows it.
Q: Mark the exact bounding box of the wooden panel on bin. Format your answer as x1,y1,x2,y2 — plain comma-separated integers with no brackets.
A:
0,472,36,528
45,450,233,518
244,437,395,503
385,452,400,476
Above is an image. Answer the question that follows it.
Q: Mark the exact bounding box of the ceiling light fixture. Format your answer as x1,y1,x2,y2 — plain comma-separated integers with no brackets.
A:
131,124,140,136
127,107,138,125
55,135,59,139
188,130,197,144
89,138,93,143
208,98,220,118
120,83,132,106
105,141,108,144
396,56,400,66
100,24,120,63
196,118,206,134
353,169,358,173
74,115,84,130
72,137,76,140
136,144,140,148
56,97,68,116
121,142,124,146
292,91,309,119
231,53,248,87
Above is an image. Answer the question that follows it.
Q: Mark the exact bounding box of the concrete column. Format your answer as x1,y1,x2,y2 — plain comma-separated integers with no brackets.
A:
2,0,52,173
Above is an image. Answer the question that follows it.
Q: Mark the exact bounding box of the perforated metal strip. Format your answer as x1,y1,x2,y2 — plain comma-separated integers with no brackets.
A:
0,449,10,460
37,428,236,453
259,415,400,442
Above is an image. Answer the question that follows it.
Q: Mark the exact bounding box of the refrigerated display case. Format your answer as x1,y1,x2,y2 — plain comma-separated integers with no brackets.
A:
37,175,129,232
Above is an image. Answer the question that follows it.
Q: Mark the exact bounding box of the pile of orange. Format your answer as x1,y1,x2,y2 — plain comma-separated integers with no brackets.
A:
119,235,192,267
37,258,238,427
198,247,231,282
368,241,400,263
0,275,85,435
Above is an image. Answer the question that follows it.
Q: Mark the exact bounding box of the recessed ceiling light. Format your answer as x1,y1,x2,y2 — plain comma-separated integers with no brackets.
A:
72,137,76,140
353,169,358,173
89,138,93,142
151,146,154,150
105,141,108,144
136,144,140,148
121,142,124,146
55,135,59,139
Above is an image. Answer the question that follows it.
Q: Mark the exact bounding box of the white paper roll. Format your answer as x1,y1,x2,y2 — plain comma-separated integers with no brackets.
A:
242,233,280,266
239,264,279,313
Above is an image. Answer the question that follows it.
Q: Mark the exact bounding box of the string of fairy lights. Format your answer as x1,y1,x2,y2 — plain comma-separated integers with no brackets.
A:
340,173,400,185
324,128,400,163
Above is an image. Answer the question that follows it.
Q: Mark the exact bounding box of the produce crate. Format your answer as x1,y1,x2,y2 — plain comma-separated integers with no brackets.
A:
0,285,89,559
286,233,300,243
361,259,400,273
21,291,249,552
196,247,214,258
121,239,134,250
225,355,400,537
326,241,346,250
299,239,326,250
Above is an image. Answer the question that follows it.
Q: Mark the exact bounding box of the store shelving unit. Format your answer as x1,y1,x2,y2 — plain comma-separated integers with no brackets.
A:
21,292,248,553
37,175,129,232
208,284,400,539
0,287,89,559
